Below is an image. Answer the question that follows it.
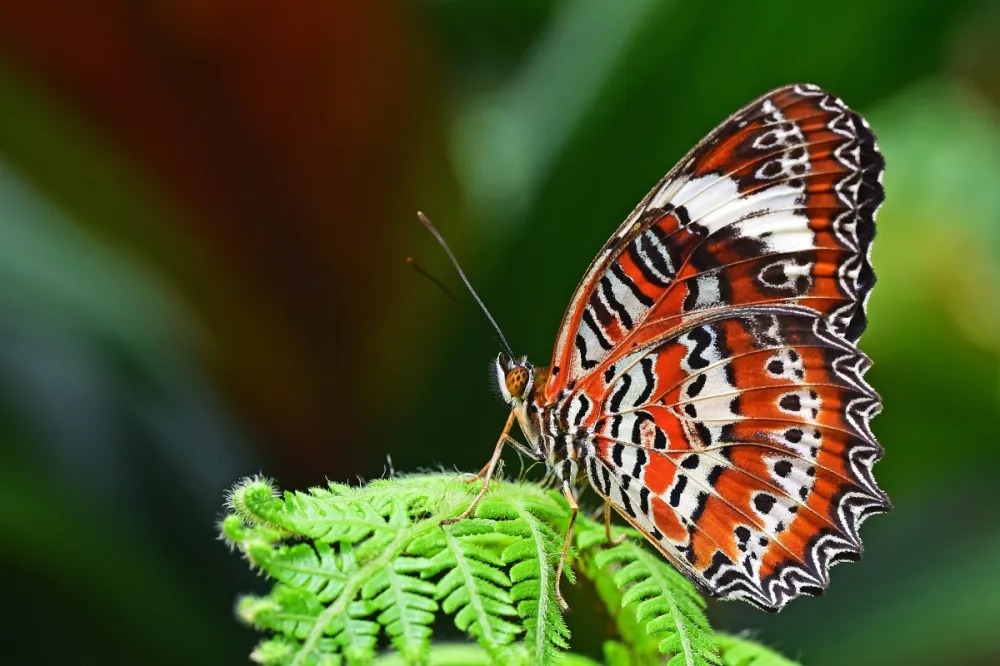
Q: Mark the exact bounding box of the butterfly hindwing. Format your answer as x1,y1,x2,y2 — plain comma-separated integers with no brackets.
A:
575,307,887,610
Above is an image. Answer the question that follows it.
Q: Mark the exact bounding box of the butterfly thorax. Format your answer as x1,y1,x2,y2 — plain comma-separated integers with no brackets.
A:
536,395,588,486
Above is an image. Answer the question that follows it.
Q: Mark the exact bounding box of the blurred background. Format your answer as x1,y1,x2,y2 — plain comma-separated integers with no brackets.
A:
1,1,998,664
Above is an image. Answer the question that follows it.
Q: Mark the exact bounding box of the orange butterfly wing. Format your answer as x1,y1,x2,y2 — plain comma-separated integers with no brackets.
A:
538,84,887,610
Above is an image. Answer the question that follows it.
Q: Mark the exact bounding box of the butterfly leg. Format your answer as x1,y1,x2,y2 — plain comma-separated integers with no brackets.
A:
554,481,578,611
443,410,516,524
503,435,537,461
603,501,627,545
465,433,532,482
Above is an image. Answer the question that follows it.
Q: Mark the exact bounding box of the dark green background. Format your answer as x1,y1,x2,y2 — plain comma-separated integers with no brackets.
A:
1,1,998,664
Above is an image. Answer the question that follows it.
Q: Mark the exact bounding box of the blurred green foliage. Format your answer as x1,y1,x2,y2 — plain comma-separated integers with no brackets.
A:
0,1,998,664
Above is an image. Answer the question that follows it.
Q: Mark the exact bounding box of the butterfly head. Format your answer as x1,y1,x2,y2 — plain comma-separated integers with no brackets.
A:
493,353,548,461
494,353,535,404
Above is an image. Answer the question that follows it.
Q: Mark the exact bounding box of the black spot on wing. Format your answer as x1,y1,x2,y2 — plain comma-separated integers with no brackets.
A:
682,276,701,312
634,357,655,405
600,464,612,495
582,309,613,351
589,288,615,328
686,327,714,370
638,486,650,515
729,395,741,414
760,262,788,288
673,204,691,227
610,263,654,308
571,394,590,426
628,232,670,288
703,550,731,581
610,415,622,439
610,374,632,413
779,393,801,412
669,474,688,507
611,444,624,468
632,448,647,478
631,412,659,449
724,361,737,387
690,491,709,523
600,276,634,329
694,422,714,446
575,333,598,370
735,525,751,543
619,490,636,517
686,373,707,398
588,457,601,490
754,493,776,514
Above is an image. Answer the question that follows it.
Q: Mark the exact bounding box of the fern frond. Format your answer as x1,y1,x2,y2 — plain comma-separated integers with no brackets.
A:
416,520,522,653
361,557,437,662
582,526,722,666
238,584,380,664
483,485,571,663
222,473,799,666
576,528,661,663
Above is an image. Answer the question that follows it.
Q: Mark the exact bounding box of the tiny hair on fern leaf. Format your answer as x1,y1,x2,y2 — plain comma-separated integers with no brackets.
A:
221,473,798,665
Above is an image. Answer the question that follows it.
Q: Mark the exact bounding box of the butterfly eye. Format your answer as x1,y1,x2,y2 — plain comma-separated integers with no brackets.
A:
505,366,531,399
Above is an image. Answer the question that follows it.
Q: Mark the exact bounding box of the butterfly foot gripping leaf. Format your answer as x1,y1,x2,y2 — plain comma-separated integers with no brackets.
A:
483,83,890,611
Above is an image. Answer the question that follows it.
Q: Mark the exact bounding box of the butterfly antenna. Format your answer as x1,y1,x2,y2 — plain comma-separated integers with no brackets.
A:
416,212,516,359
406,255,513,354
406,256,466,309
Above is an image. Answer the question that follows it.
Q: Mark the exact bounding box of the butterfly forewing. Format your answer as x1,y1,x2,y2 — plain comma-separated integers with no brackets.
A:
539,84,888,611
545,84,883,399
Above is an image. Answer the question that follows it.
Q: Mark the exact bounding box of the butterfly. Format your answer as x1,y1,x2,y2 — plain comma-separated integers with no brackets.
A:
438,83,889,612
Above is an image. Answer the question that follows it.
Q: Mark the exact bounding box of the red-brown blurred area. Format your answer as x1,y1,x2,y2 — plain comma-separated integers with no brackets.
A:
0,1,432,481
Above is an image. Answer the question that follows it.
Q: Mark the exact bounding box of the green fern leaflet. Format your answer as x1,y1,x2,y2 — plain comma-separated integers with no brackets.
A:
221,474,801,665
